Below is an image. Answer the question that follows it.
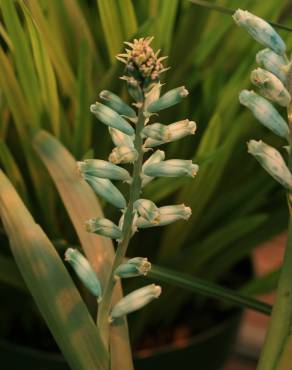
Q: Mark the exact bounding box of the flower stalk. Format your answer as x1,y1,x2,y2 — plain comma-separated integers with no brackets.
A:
97,103,146,345
233,9,292,370
65,37,198,362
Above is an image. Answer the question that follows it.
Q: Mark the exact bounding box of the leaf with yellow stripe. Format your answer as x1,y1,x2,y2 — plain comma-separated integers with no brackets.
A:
0,170,109,370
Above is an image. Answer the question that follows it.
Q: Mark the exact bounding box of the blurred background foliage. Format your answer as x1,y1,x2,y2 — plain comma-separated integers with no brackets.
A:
0,0,291,349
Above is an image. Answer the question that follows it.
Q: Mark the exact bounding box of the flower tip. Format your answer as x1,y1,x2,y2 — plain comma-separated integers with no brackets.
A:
153,285,162,298
64,248,75,261
84,219,94,232
239,89,253,105
181,86,189,97
232,9,245,24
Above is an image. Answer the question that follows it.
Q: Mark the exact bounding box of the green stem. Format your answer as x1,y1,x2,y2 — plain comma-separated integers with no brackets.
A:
97,103,146,349
257,66,292,370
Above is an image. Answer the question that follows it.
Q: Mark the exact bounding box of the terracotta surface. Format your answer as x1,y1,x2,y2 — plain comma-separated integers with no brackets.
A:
223,232,287,370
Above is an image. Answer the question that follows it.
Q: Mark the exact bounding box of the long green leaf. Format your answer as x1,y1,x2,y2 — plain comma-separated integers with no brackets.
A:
96,0,124,60
33,130,133,370
0,0,41,127
0,170,108,370
149,264,272,315
20,2,60,137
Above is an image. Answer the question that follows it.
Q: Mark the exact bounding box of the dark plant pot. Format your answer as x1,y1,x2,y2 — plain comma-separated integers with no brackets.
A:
0,309,241,370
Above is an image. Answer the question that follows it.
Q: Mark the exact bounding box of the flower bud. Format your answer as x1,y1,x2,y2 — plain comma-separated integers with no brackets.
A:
83,175,126,209
143,159,199,178
250,68,290,107
239,90,289,139
109,127,134,148
144,120,196,148
108,146,138,164
90,102,134,135
78,159,130,182
142,123,171,141
120,76,144,102
247,140,292,190
85,218,122,239
141,150,165,186
136,204,191,228
114,257,151,278
256,49,288,83
144,83,162,112
65,248,102,299
134,199,160,224
233,9,286,55
99,90,136,118
110,284,161,321
147,86,189,113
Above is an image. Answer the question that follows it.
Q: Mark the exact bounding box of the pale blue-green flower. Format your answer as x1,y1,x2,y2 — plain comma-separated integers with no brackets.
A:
133,199,160,224
85,218,122,239
99,90,136,118
108,145,138,164
256,48,288,83
114,257,151,278
90,102,134,135
144,119,196,148
147,86,189,113
250,68,291,107
141,150,165,187
78,159,130,182
233,9,286,55
143,159,199,178
109,127,134,148
136,204,191,228
142,123,171,141
83,175,126,209
65,248,102,299
110,284,161,320
239,90,289,139
247,140,292,191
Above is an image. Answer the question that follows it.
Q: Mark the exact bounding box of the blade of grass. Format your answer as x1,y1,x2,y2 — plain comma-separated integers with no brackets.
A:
0,170,108,370
96,0,124,61
0,48,57,233
149,264,272,315
0,0,41,127
0,139,29,205
152,0,179,53
25,0,76,97
20,2,60,137
33,130,134,370
117,0,137,40
241,268,280,296
73,38,93,158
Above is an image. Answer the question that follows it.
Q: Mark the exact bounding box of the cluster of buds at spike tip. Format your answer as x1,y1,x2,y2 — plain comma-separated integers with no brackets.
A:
234,10,292,196
70,36,200,322
117,37,169,90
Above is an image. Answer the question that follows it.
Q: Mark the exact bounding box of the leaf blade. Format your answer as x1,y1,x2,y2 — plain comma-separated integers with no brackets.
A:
0,170,108,370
